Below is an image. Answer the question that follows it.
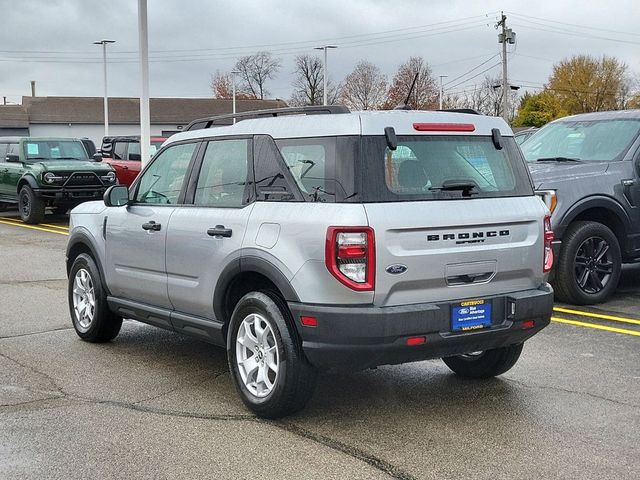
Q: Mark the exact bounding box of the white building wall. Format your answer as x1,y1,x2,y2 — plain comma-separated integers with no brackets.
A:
28,123,183,147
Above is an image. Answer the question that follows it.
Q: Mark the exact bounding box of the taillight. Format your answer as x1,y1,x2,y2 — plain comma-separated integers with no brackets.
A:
543,214,554,273
325,227,375,291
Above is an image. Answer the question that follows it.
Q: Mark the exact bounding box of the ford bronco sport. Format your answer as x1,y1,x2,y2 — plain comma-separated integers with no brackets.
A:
66,106,554,418
522,110,640,305
0,137,117,223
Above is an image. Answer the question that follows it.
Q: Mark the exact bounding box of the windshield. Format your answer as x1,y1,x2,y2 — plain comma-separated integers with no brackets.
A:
359,135,532,202
521,119,640,162
23,140,89,161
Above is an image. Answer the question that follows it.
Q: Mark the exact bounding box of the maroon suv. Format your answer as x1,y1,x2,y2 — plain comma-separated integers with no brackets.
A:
100,136,166,187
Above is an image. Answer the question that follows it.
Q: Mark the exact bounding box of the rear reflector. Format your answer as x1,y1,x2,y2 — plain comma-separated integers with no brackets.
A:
300,316,318,327
521,320,535,330
406,336,426,346
413,123,476,132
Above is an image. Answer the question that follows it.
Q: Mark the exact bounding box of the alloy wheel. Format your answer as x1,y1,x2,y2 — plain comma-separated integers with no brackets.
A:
574,236,613,294
72,268,95,332
235,313,279,398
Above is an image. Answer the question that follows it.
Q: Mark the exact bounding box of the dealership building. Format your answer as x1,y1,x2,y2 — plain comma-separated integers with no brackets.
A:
0,96,287,145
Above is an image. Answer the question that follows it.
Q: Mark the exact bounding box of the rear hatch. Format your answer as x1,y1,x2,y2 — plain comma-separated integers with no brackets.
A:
358,133,547,306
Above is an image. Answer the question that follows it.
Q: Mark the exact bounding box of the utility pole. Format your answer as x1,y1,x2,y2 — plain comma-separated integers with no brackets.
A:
439,75,448,109
93,40,115,137
497,12,515,122
314,45,337,105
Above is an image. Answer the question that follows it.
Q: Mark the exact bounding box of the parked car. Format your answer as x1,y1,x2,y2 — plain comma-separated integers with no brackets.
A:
100,136,167,186
0,137,116,223
66,106,554,418
522,110,640,304
514,127,537,145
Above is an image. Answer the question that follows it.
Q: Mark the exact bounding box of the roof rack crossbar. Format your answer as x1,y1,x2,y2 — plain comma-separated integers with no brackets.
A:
185,105,350,131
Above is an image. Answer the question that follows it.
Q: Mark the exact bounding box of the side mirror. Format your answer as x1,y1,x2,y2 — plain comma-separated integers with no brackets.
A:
92,152,103,162
104,185,130,207
5,153,20,163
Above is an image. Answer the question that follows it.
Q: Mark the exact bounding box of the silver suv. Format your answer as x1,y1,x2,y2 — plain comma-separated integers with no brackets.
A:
66,106,554,418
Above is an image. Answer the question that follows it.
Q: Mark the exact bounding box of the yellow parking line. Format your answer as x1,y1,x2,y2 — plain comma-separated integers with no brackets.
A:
0,217,69,231
551,316,640,337
40,223,70,230
553,306,640,326
0,219,69,236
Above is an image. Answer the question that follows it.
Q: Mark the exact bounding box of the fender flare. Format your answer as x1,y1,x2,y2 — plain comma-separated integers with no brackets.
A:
557,195,631,239
17,174,38,193
212,255,300,323
65,230,111,296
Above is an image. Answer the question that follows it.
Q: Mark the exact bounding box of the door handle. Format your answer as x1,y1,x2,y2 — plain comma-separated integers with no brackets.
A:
1,168,8,173
142,221,161,231
122,165,129,170
207,225,232,238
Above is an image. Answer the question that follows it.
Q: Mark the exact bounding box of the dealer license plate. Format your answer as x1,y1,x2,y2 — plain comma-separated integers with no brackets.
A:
451,300,492,332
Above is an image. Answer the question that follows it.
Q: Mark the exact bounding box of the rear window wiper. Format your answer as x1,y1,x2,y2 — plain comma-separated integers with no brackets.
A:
536,156,581,162
430,181,478,197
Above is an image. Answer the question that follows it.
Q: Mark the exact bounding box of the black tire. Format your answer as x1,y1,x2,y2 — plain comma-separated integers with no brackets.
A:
553,221,621,305
227,291,317,419
68,253,122,343
19,185,46,224
442,344,523,378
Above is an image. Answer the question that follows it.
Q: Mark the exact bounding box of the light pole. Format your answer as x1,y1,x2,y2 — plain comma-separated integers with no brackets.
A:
138,0,151,167
93,39,115,137
314,45,337,105
439,75,448,110
231,70,240,123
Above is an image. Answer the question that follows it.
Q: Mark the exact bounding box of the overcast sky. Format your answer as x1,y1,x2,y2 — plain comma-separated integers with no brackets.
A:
1,0,638,105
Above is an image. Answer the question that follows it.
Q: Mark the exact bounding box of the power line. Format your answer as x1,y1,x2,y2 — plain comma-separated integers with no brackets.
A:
443,54,500,86
446,62,502,91
510,22,640,46
506,11,640,38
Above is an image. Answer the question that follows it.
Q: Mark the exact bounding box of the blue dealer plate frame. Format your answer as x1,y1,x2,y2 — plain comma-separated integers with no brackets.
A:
451,300,492,331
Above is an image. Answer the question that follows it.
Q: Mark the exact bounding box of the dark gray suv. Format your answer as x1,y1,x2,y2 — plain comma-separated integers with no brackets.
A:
522,110,640,305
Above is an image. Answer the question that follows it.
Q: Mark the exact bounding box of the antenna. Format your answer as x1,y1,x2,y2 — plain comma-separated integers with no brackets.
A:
394,71,419,110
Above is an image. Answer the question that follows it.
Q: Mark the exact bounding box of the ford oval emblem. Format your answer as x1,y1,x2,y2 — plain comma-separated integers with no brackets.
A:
386,264,408,275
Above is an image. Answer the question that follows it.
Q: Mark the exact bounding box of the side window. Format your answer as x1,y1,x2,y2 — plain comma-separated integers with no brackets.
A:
0,144,8,160
274,137,338,202
113,142,127,160
194,139,250,207
7,143,18,155
135,142,196,204
253,135,301,202
127,142,141,161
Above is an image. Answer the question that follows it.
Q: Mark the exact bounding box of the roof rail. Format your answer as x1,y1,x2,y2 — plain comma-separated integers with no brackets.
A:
185,105,350,131
436,108,482,115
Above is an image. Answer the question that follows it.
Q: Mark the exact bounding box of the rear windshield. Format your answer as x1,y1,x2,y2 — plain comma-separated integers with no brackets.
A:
358,135,532,202
23,140,89,161
521,119,640,162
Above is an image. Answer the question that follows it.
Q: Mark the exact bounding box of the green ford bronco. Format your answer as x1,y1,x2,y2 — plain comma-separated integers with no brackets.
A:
0,137,117,224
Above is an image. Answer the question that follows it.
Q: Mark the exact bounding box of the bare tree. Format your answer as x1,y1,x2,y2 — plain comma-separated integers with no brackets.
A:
340,60,387,110
290,55,323,106
383,56,438,109
234,51,282,100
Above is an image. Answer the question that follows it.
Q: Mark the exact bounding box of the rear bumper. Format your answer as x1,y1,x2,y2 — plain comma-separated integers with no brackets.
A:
289,284,553,371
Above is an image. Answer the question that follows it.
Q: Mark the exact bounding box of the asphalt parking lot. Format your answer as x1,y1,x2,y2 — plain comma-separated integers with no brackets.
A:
1,211,638,480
